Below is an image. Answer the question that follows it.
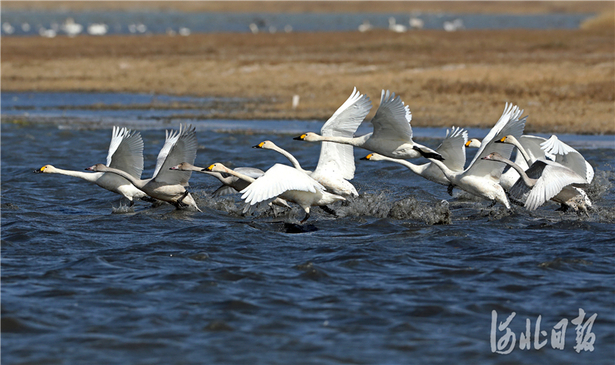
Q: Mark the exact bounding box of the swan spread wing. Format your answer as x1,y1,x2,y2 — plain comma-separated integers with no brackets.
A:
234,167,265,180
240,164,324,206
466,103,526,179
540,135,594,183
106,126,144,179
435,127,468,172
152,124,198,185
370,90,413,141
522,160,588,210
318,88,372,180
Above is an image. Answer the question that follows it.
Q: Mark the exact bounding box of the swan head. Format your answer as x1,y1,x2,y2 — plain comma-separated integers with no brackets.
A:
293,132,319,142
465,138,481,148
495,135,517,145
253,140,276,149
85,163,107,172
204,163,228,173
360,153,384,161
480,152,505,161
170,162,193,171
35,164,55,173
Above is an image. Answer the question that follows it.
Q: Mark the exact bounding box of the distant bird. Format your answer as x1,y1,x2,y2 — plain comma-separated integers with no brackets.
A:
2,22,15,34
358,20,373,32
295,90,442,161
206,163,345,222
481,152,589,212
86,124,201,211
179,27,191,36
443,18,464,32
21,23,31,32
409,17,424,29
284,24,293,33
61,18,83,37
38,27,57,38
388,17,407,33
35,126,148,205
87,23,108,36
249,23,259,34
361,127,468,186
413,103,527,209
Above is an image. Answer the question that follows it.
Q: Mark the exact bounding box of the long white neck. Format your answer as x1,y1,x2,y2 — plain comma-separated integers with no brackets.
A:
377,156,429,176
426,158,456,181
316,133,369,147
99,166,148,188
493,156,536,187
50,167,102,183
221,168,255,184
507,136,532,164
268,145,307,173
199,170,234,185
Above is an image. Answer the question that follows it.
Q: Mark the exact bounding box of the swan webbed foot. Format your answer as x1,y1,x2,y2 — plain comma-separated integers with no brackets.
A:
447,184,455,197
319,205,337,217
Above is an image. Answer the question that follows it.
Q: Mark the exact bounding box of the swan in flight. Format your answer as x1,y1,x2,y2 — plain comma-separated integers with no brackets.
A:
35,126,148,205
170,162,264,197
86,124,201,211
255,88,371,198
295,90,443,160
496,134,592,211
413,103,527,208
481,152,589,211
170,162,290,208
360,127,468,186
206,163,345,222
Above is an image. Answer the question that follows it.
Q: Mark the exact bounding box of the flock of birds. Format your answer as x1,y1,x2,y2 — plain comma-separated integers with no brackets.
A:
35,88,594,223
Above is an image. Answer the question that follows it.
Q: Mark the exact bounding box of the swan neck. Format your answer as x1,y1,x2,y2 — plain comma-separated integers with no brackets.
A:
52,167,101,182
427,158,455,179
496,157,535,187
271,145,305,172
103,166,146,188
510,138,532,164
320,134,360,147
223,168,255,183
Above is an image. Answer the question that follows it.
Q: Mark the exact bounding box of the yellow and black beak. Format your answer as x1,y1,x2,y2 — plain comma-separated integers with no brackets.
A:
293,134,307,141
465,141,471,147
34,166,46,173
360,154,373,160
253,141,265,148
495,136,507,144
204,164,215,172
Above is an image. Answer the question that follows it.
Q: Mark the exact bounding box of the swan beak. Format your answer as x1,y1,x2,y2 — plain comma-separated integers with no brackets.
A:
252,142,264,148
495,136,507,144
360,154,373,160
293,134,306,141
204,164,215,172
34,166,45,173
464,141,471,147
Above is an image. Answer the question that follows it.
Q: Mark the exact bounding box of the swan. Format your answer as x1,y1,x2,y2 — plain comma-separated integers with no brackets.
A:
35,126,148,205
86,124,201,211
388,17,407,33
481,152,589,211
170,162,291,209
413,103,527,208
206,163,345,222
360,127,468,186
254,89,370,198
496,134,593,211
295,90,443,161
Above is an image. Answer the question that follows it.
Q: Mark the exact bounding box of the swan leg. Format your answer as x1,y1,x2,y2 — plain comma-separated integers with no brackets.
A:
319,205,337,217
447,184,455,197
300,211,310,224
129,199,135,207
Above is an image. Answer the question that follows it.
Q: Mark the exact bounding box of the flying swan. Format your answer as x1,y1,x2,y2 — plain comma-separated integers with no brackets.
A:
86,124,201,211
35,126,148,205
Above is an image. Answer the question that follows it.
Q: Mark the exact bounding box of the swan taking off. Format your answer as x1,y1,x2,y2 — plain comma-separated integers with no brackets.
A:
413,103,527,208
295,90,443,161
360,127,468,186
481,152,589,212
86,124,201,211
206,163,345,223
35,126,148,205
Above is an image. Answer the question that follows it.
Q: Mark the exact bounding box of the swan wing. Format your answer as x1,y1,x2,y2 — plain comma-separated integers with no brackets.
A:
319,87,372,180
435,127,468,172
517,135,547,164
523,160,589,210
152,124,198,185
212,185,239,197
370,90,413,141
465,103,526,179
540,135,594,183
234,167,265,179
240,164,324,206
106,126,144,179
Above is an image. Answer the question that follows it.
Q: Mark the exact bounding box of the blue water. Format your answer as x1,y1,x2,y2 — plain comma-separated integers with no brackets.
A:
2,93,614,364
1,10,595,36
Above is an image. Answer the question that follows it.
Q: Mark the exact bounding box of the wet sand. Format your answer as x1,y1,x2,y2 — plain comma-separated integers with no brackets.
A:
2,2,613,134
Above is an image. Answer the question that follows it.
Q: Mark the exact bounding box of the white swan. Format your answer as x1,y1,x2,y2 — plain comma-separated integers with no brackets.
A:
35,126,148,205
295,90,443,161
413,103,527,208
540,135,594,184
254,89,370,198
388,17,407,33
206,163,345,222
481,152,589,211
360,127,468,186
170,162,291,209
86,124,201,211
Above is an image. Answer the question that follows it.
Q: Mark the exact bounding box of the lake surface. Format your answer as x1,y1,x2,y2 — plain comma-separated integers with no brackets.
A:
1,10,594,36
2,92,614,364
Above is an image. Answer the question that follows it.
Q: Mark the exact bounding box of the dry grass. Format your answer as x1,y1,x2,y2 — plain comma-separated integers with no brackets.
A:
2,14,613,134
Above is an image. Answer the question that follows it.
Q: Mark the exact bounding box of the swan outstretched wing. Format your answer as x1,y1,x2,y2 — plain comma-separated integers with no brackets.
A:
370,90,413,141
466,103,526,179
517,160,588,210
435,127,468,172
318,88,372,180
240,164,324,206
540,135,594,183
517,135,548,166
234,167,265,180
152,124,198,185
106,126,144,179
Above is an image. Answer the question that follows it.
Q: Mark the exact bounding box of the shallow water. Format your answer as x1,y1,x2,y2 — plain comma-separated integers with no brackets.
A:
1,11,594,36
2,94,615,364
